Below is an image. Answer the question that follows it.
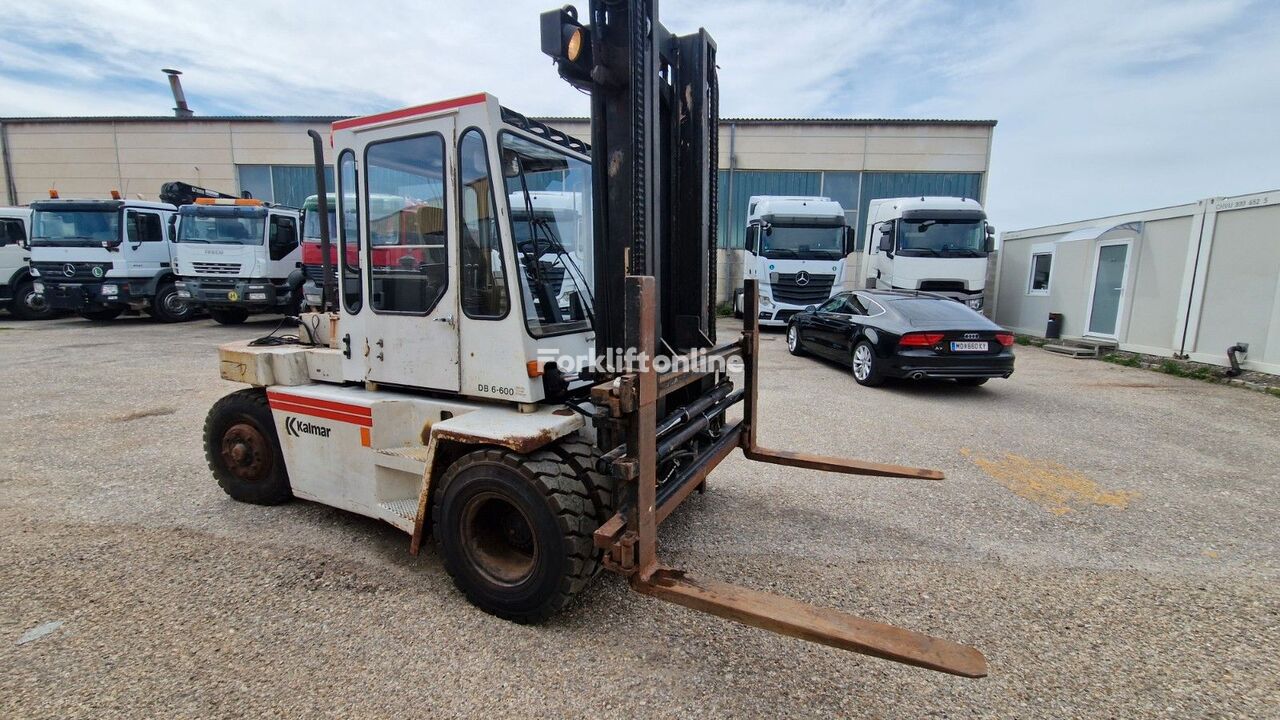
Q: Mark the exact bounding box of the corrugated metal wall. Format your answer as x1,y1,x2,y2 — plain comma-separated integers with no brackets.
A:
715,169,984,249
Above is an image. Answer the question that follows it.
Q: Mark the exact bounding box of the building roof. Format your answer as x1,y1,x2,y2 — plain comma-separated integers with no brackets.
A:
0,114,997,127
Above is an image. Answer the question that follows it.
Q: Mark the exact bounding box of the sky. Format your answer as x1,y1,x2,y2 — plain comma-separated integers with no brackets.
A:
1,0,1277,231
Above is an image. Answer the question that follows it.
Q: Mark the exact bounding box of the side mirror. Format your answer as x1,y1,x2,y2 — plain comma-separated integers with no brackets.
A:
842,226,853,255
805,304,817,312
877,231,893,253
746,225,760,254
285,268,305,292
168,215,178,238
984,236,995,253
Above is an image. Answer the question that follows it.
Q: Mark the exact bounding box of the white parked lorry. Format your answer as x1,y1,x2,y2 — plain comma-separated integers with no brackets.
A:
0,206,53,320
863,196,995,311
734,195,852,326
29,196,193,322
173,198,302,324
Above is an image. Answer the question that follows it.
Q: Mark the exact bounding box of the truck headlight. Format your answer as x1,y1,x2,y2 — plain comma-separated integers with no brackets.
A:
760,296,774,308
968,297,983,310
248,292,267,301
101,284,119,295
32,282,44,293
177,288,192,298
30,267,40,277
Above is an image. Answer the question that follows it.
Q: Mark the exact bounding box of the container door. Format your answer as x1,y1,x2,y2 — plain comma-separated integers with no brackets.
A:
1086,241,1130,339
361,121,461,392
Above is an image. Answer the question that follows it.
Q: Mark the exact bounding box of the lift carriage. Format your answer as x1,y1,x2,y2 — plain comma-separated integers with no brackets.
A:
204,1,985,678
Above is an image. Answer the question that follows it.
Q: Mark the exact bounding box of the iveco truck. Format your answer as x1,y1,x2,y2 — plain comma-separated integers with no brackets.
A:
863,197,995,311
173,198,302,324
0,206,53,320
29,196,192,322
734,196,852,326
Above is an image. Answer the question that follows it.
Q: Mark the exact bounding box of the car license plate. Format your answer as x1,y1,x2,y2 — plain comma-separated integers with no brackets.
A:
951,341,988,352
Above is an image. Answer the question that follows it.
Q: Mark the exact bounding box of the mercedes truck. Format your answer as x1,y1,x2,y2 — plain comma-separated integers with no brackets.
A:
863,196,995,312
173,198,302,324
29,195,191,322
734,196,852,326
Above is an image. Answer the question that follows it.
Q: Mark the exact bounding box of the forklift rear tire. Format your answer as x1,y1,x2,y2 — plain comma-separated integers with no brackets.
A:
78,307,123,322
433,447,598,624
150,282,193,323
210,307,250,325
204,388,292,505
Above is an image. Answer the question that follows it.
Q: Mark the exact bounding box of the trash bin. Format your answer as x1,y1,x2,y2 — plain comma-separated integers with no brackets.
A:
1046,313,1063,340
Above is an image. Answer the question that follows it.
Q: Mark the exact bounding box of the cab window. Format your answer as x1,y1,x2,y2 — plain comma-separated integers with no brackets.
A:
457,128,508,319
268,215,298,261
126,211,164,242
338,151,362,314
365,133,448,315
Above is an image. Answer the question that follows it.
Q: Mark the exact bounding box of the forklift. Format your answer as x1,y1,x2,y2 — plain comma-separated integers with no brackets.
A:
203,0,986,678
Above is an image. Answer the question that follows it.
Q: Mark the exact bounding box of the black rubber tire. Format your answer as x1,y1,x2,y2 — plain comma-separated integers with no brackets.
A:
9,279,53,320
210,307,250,325
203,388,292,505
786,322,806,356
78,307,123,322
433,447,598,624
852,340,886,387
150,281,193,323
954,377,989,387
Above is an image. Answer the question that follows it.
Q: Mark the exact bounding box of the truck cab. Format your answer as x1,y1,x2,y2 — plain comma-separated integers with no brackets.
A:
29,197,191,322
0,206,53,320
299,193,408,309
173,199,302,324
863,197,995,311
736,196,852,326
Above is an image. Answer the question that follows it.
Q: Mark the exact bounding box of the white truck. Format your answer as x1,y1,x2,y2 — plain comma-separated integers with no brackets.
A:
0,206,53,320
862,197,995,311
173,198,302,324
734,195,852,326
29,196,192,322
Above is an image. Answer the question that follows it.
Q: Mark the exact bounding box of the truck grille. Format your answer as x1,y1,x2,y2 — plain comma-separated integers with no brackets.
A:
304,265,336,283
192,262,242,275
772,272,834,305
33,261,112,280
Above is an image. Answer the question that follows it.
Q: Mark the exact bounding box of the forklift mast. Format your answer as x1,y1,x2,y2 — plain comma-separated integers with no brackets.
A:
542,1,718,360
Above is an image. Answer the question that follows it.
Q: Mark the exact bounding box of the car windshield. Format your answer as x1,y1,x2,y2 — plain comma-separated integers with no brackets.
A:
500,132,594,337
177,207,266,245
31,209,119,247
897,219,986,257
760,224,843,260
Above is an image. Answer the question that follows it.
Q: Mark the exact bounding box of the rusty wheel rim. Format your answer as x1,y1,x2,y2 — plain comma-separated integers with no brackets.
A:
220,422,272,482
460,491,539,587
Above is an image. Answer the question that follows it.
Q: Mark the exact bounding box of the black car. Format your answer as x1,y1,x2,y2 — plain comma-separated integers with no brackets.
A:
785,290,1015,387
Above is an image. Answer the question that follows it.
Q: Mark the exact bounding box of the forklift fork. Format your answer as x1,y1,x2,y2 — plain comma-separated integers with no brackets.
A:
592,277,986,678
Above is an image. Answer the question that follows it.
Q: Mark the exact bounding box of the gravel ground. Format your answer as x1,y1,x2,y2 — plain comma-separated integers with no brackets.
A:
1,313,1277,718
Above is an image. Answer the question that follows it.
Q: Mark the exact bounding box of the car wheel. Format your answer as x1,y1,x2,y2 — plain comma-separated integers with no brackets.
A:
786,323,806,356
851,340,885,387
954,377,989,387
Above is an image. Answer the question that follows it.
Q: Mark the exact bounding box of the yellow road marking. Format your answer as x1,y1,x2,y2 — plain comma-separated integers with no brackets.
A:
961,449,1137,515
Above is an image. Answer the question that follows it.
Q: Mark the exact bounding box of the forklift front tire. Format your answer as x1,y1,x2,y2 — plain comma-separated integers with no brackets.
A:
433,447,598,624
204,388,292,505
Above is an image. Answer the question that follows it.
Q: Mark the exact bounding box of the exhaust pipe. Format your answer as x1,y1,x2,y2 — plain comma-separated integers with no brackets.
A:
162,69,193,118
306,130,335,313
909,371,926,380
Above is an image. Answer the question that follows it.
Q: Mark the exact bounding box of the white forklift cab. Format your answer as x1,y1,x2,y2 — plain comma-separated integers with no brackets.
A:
0,206,53,320
863,197,996,311
29,195,192,322
733,196,853,326
173,198,302,324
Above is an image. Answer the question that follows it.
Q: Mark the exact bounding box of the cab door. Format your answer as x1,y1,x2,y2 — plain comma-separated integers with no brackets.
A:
123,208,170,274
358,119,460,392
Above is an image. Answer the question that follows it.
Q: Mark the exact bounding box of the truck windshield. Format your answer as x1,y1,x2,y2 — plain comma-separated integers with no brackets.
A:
897,219,986,257
760,224,843,260
177,206,267,245
500,132,594,338
31,209,119,247
302,208,337,241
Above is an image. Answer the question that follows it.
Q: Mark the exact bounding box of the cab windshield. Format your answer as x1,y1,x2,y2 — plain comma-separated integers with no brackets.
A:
897,219,986,257
177,206,267,245
302,207,337,242
500,132,594,337
759,224,843,260
31,209,120,247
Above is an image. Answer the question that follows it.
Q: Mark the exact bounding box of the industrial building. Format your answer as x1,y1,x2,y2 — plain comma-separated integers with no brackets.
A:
993,189,1280,375
0,112,994,301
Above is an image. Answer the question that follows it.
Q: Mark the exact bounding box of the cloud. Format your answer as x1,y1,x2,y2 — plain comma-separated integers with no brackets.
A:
1,0,1277,230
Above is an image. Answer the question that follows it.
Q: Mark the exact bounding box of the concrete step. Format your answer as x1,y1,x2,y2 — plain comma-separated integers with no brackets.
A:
1043,343,1098,358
